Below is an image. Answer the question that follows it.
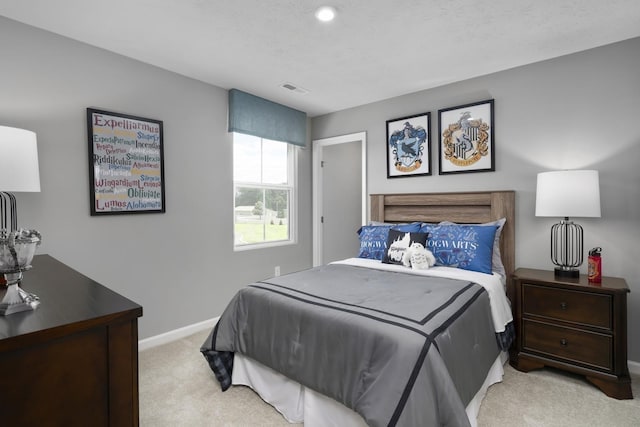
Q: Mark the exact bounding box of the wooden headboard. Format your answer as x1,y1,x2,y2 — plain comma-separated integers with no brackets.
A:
370,191,516,279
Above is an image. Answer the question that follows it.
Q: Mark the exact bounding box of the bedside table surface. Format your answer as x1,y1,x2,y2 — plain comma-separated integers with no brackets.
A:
514,267,629,292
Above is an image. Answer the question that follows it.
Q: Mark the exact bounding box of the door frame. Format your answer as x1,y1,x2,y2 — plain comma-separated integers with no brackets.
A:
312,131,367,267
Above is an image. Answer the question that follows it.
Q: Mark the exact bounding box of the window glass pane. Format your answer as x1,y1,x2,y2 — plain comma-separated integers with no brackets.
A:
265,189,289,240
234,186,265,245
262,139,288,184
233,133,261,183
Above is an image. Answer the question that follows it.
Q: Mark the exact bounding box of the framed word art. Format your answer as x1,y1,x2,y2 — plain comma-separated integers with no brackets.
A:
87,108,165,215
438,99,494,175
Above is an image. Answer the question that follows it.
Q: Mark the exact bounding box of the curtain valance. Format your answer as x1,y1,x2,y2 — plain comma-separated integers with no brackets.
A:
228,89,307,147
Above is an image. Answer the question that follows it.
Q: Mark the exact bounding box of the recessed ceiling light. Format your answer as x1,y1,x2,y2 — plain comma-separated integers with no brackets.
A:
315,6,336,22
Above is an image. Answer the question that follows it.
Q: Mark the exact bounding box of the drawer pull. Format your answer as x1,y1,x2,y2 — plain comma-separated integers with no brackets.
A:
560,338,568,346
560,302,568,310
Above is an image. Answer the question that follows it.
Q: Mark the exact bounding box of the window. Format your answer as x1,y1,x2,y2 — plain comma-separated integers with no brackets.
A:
233,132,296,249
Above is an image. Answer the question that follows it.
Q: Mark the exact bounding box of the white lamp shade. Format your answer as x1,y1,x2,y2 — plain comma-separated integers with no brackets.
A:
535,170,601,218
0,126,41,192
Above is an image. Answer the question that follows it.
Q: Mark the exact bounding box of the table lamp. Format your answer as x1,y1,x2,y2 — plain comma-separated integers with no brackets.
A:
0,125,42,315
535,170,601,278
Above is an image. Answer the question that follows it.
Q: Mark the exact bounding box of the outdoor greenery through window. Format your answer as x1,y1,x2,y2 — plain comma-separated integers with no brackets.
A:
233,132,294,248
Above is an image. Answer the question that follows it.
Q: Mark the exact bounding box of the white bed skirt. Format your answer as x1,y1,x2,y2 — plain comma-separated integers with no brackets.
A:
232,351,508,427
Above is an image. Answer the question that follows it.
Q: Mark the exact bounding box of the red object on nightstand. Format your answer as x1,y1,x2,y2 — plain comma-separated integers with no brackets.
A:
588,247,602,283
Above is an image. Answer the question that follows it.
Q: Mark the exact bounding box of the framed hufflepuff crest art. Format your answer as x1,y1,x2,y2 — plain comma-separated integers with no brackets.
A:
386,112,431,178
438,99,494,175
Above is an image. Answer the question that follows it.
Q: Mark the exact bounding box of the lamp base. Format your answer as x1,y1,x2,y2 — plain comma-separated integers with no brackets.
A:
0,298,39,315
0,275,40,316
554,267,580,279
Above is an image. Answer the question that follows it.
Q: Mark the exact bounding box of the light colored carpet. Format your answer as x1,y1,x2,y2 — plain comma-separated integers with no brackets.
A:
140,329,640,426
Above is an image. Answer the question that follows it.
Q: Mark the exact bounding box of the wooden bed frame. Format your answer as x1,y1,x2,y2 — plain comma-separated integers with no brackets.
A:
370,191,516,282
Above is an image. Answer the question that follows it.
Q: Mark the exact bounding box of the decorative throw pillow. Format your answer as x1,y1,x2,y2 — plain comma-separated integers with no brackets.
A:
381,230,429,265
419,223,497,274
356,222,422,260
437,218,506,276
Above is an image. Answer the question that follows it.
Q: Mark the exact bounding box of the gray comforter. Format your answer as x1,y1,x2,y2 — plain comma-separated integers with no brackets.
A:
201,263,501,427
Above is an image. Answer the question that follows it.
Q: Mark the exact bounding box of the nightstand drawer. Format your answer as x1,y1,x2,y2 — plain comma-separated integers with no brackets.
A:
522,284,611,329
523,320,612,371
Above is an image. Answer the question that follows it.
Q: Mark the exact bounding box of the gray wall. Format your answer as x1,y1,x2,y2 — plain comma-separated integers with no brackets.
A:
0,17,313,339
312,37,640,363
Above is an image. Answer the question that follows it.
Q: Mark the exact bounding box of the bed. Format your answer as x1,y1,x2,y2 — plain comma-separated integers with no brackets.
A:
202,190,516,427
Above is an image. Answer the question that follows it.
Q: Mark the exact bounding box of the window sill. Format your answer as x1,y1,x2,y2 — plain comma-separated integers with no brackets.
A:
234,239,296,252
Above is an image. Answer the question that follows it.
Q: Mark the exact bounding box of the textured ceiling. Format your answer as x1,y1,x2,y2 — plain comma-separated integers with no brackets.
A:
1,0,640,116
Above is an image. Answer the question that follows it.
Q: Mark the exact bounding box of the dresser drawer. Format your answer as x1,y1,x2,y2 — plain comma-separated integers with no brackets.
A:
522,284,612,329
523,320,612,371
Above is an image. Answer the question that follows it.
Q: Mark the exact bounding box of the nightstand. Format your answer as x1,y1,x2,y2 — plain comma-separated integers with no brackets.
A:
510,268,632,399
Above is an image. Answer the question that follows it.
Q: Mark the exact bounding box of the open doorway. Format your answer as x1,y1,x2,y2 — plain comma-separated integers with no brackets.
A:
312,132,367,266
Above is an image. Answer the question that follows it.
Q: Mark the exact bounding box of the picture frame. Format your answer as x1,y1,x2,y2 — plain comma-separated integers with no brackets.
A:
87,108,165,215
386,112,431,178
438,99,494,175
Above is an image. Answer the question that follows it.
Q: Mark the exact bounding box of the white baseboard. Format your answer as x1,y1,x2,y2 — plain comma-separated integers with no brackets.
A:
628,360,640,376
138,316,219,352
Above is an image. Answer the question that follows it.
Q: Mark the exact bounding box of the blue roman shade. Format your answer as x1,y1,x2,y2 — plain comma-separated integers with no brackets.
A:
228,89,307,147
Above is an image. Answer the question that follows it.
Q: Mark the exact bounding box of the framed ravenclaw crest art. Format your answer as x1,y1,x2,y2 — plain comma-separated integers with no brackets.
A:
386,112,431,178
438,99,495,175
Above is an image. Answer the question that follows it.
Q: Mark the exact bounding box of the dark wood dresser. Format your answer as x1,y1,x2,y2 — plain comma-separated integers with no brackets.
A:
510,267,632,399
0,254,143,426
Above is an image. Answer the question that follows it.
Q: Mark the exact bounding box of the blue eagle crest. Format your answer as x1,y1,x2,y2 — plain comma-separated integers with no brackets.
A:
389,122,427,168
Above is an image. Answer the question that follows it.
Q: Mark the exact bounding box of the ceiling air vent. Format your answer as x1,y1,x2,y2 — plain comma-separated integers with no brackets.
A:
280,82,309,95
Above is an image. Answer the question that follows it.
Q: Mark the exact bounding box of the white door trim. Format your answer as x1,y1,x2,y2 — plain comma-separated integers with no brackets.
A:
312,131,367,267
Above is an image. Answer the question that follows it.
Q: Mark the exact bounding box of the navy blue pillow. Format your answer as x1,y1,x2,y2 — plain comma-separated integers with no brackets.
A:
381,230,429,265
419,223,497,274
438,219,506,277
356,222,421,260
